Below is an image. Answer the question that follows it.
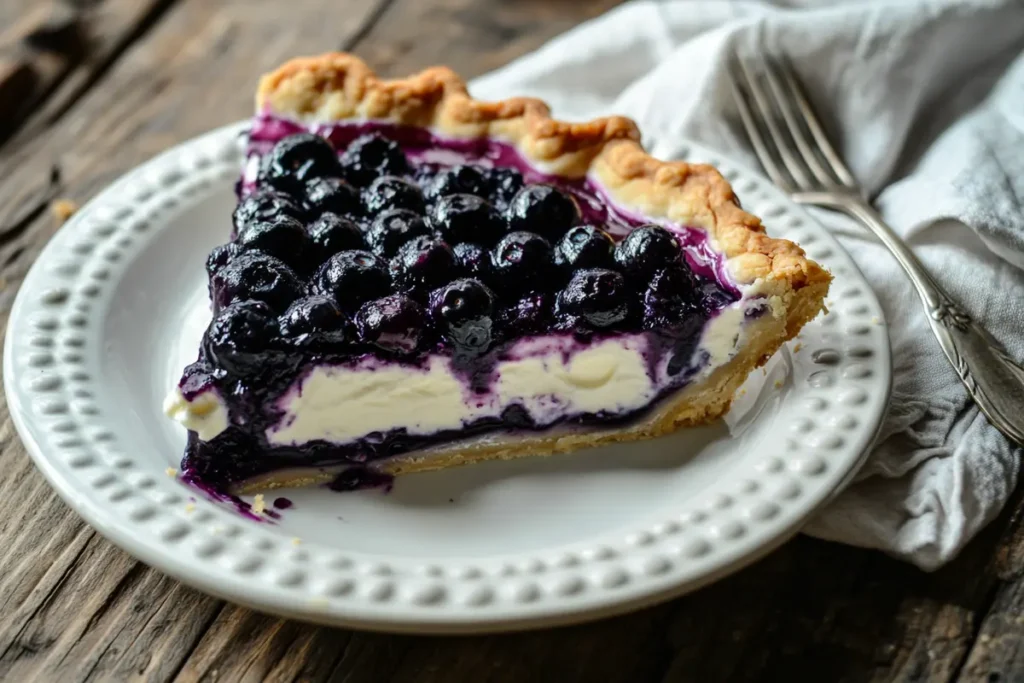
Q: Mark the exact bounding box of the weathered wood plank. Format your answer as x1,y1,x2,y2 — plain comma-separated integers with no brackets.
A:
358,0,622,80
941,492,1024,682
0,0,182,148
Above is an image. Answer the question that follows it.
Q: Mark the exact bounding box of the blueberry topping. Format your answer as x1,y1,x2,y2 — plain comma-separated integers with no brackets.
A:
614,225,681,276
211,250,302,312
556,268,630,328
363,175,425,215
482,167,524,207
390,235,456,293
233,188,304,232
506,184,580,241
490,231,553,294
355,294,426,354
554,224,616,271
279,295,349,348
236,215,308,268
642,266,698,329
205,243,240,279
366,209,432,256
430,278,495,353
498,292,553,338
339,133,410,186
303,177,361,219
312,250,391,309
429,194,504,246
452,242,491,280
258,133,340,192
308,213,366,262
425,165,486,201
204,300,278,375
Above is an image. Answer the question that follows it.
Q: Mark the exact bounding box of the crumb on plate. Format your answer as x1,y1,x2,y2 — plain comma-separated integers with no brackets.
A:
52,199,78,224
165,467,177,477
252,493,266,515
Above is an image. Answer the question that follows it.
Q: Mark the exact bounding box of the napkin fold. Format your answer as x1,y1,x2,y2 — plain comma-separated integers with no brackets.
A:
470,0,1024,570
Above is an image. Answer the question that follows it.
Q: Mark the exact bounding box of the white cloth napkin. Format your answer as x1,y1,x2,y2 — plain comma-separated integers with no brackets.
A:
469,0,1024,570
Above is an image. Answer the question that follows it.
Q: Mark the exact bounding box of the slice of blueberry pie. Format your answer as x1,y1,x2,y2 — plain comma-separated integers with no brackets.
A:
164,53,831,493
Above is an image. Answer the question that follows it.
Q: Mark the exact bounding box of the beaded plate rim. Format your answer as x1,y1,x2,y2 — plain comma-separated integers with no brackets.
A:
4,122,890,633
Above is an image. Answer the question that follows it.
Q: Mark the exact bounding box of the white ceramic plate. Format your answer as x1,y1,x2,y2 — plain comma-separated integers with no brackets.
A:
4,123,890,633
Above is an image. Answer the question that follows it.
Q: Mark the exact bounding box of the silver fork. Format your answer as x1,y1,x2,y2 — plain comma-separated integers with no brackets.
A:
729,54,1024,446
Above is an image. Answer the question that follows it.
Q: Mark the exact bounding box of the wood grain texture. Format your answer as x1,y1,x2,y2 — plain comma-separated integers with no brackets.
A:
1,1,1023,681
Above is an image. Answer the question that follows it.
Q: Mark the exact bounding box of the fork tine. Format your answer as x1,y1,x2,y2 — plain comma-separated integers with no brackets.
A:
728,66,791,191
760,58,837,189
774,56,858,189
733,56,814,190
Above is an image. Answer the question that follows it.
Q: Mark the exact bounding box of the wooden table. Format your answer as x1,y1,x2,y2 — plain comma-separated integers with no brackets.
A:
1,1,1022,680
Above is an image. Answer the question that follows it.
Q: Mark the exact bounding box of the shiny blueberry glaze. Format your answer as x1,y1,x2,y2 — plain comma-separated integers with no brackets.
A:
180,115,748,490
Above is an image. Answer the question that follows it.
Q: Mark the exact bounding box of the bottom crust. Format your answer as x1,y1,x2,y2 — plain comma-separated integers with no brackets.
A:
235,281,828,494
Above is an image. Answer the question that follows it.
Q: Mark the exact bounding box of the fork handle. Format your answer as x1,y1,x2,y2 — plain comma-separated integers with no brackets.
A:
797,193,1024,446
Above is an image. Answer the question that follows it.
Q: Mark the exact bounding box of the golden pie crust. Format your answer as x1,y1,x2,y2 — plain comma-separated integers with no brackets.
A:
231,52,832,492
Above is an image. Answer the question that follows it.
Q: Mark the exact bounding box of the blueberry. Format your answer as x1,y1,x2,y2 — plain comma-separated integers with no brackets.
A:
452,242,490,280
700,281,737,311
614,225,681,277
204,300,278,375
554,224,615,270
308,213,365,262
429,194,504,246
339,133,410,186
429,278,495,353
206,243,240,279
312,250,391,309
233,187,305,232
363,175,425,215
425,165,486,201
390,235,456,293
482,167,525,207
490,231,553,294
279,295,349,348
556,268,630,328
236,215,308,268
366,209,432,256
258,133,340,193
506,184,580,241
304,177,361,219
355,294,426,354
642,266,699,329
211,250,302,312
497,292,553,338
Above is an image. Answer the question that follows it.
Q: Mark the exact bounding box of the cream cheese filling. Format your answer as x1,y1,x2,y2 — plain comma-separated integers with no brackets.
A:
164,386,230,441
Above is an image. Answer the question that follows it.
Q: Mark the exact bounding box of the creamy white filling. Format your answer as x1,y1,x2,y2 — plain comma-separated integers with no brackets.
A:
268,334,654,446
165,299,756,446
164,386,229,441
